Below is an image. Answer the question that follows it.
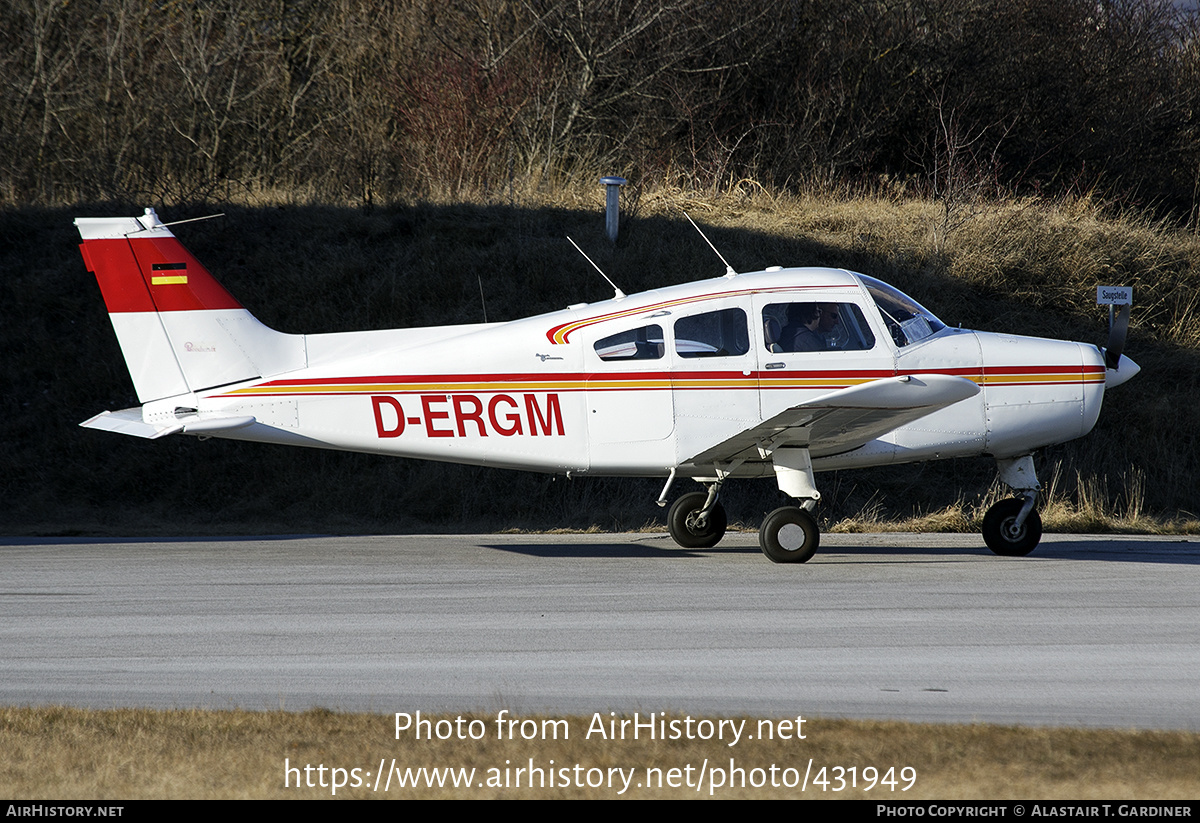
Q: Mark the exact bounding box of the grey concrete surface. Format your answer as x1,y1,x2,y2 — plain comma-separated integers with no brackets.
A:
2,532,1197,728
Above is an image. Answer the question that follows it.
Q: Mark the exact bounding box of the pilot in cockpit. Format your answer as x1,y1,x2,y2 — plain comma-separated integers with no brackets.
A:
783,303,824,351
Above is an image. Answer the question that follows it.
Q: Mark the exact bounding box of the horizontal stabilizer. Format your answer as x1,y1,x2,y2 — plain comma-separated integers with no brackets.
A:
81,409,181,439
81,409,256,439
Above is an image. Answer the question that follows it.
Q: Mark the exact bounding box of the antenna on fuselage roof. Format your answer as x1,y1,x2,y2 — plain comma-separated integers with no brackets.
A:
683,211,737,278
567,236,626,300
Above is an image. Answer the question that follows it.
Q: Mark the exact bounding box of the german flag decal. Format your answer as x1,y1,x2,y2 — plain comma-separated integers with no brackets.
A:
151,262,187,285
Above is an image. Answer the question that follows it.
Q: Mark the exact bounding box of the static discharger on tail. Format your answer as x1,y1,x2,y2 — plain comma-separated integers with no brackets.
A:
76,208,1138,563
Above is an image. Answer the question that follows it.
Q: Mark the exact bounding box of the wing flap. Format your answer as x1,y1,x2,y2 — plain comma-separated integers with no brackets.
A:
685,374,979,466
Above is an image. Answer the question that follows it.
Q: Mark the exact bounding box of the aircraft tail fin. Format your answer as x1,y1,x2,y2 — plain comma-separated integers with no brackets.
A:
76,209,306,403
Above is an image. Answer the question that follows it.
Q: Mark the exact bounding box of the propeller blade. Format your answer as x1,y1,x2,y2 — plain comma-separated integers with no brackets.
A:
1104,302,1130,370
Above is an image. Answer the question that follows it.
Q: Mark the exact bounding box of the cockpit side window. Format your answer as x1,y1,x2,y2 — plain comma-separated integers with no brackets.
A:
762,302,875,353
674,308,749,358
860,276,946,347
593,324,664,361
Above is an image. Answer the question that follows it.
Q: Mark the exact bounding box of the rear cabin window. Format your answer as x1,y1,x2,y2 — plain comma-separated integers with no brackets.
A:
674,308,750,358
593,324,664,361
762,302,875,353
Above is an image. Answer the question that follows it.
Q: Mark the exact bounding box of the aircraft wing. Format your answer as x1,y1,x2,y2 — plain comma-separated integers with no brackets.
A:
684,374,980,466
81,408,256,439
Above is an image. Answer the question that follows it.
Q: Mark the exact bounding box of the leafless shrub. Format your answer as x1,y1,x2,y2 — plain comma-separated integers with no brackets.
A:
395,52,534,196
3,0,1200,214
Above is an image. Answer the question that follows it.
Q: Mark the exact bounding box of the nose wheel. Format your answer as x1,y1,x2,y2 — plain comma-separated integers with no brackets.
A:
759,506,820,563
981,497,1042,556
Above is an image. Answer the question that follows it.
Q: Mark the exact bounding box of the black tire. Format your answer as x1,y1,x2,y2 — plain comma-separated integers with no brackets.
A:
981,498,1042,556
759,506,819,563
667,492,727,549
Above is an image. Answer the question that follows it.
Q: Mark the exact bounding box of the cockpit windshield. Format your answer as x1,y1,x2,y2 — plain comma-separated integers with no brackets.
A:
859,275,947,347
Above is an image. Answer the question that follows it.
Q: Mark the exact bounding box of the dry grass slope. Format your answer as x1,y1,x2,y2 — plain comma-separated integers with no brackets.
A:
2,182,1198,536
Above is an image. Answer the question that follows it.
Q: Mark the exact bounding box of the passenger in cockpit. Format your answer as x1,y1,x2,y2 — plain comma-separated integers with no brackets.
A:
817,303,843,348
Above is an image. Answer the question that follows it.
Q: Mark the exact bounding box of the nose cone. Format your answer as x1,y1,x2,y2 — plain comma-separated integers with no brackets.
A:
1105,354,1140,388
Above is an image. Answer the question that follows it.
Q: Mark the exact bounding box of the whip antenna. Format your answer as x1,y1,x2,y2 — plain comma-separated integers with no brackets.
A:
160,213,225,228
567,236,626,300
684,211,736,277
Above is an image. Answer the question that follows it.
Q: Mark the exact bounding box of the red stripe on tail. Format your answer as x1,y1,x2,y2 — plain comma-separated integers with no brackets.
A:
80,236,242,313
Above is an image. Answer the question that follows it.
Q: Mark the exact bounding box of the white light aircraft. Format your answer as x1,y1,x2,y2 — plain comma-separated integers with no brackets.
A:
76,209,1138,563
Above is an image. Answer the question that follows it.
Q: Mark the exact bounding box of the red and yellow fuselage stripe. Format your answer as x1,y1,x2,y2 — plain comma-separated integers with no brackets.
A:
215,364,1104,398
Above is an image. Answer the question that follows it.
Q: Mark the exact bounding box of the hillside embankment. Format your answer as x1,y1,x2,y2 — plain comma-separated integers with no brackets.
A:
3,186,1197,536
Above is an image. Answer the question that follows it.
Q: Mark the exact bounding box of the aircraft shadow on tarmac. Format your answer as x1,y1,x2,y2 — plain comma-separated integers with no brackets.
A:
1003,537,1200,565
4,534,1195,566
480,542,757,559
482,535,1200,565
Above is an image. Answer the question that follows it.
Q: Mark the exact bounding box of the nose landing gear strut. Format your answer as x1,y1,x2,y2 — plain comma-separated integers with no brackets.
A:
982,455,1042,556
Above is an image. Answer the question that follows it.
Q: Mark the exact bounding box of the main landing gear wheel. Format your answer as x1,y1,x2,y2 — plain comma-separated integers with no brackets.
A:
667,491,727,549
759,506,820,563
981,498,1042,557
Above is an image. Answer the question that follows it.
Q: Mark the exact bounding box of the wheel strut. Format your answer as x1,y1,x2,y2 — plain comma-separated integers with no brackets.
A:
690,480,723,530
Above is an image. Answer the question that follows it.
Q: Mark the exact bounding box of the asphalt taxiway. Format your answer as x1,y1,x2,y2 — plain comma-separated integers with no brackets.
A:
2,532,1197,728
